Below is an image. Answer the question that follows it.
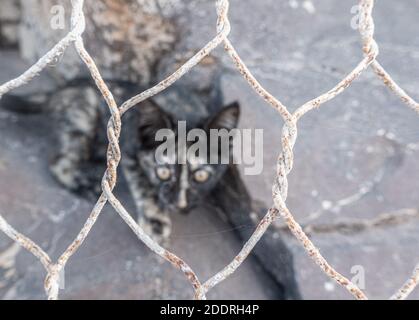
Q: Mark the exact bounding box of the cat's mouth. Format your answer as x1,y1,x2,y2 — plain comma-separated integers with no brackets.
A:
177,206,194,215
164,203,197,215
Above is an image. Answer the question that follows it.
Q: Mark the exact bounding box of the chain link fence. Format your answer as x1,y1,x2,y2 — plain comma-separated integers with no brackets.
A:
0,0,418,300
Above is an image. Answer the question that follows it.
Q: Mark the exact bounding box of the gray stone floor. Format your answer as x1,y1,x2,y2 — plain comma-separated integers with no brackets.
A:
1,0,419,299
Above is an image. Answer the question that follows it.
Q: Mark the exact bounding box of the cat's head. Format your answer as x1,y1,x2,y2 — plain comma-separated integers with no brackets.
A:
135,99,240,213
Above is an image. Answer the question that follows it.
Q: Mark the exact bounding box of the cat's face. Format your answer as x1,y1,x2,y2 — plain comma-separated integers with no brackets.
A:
135,100,240,213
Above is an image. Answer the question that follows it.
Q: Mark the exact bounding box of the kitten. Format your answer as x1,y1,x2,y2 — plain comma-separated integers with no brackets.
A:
49,80,239,243
2,78,302,299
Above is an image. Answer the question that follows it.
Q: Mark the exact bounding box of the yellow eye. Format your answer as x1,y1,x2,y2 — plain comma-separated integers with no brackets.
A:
194,169,210,183
156,166,171,181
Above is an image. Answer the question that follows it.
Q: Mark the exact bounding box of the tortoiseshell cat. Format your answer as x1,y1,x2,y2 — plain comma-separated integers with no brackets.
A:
0,1,301,298
45,80,302,299
1,78,301,298
48,80,239,243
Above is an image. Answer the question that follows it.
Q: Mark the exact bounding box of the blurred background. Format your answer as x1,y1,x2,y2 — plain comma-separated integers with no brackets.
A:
0,0,418,299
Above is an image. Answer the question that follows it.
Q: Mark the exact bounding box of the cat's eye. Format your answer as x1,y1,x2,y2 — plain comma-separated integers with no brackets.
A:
156,166,171,181
193,169,210,183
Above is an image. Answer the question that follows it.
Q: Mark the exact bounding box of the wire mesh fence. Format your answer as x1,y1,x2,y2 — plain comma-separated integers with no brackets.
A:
0,0,418,300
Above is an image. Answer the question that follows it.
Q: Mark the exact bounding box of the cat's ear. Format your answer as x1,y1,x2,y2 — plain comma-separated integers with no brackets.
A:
206,101,240,131
137,100,173,148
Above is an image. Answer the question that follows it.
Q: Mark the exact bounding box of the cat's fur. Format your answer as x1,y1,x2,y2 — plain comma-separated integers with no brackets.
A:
49,80,239,243
0,1,301,299
1,72,302,299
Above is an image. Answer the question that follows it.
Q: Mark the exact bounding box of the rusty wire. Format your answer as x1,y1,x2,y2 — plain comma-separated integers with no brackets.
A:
0,0,418,300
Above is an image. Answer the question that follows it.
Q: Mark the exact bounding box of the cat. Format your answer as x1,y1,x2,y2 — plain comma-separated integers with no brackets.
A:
1,75,302,300
48,79,239,243
0,1,301,298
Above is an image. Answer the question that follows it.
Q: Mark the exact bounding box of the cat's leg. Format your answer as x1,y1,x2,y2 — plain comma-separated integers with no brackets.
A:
122,156,172,244
49,86,102,197
140,198,172,245
210,166,301,300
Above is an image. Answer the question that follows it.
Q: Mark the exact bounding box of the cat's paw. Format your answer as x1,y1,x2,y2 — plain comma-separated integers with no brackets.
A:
50,157,82,190
139,216,171,246
50,157,100,199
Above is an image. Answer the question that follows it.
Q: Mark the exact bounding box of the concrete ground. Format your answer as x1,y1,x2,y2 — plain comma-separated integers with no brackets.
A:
1,0,419,299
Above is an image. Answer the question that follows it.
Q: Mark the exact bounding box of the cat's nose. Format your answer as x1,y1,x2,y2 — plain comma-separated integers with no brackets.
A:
178,164,189,209
177,188,188,209
177,195,188,209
